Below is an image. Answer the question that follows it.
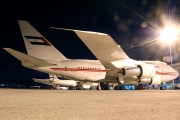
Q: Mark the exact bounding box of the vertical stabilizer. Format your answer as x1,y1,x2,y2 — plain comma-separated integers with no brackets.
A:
49,74,59,82
18,20,67,61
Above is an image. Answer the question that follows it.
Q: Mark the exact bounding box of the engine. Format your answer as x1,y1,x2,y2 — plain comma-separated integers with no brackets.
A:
138,75,162,85
121,64,156,78
149,75,162,85
138,78,151,84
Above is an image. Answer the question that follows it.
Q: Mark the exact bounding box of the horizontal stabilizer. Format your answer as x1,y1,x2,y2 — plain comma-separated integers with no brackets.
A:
3,48,55,68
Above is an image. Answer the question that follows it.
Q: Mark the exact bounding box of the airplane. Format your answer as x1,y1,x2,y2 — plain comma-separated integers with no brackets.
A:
3,20,179,90
33,74,98,90
33,74,77,89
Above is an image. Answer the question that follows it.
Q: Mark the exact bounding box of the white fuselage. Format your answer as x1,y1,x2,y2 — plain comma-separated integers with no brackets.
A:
28,59,178,84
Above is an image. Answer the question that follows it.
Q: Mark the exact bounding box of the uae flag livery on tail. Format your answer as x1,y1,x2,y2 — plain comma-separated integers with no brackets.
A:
24,36,51,46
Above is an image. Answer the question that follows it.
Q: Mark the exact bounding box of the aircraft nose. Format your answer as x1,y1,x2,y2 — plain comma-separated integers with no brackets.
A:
174,69,179,78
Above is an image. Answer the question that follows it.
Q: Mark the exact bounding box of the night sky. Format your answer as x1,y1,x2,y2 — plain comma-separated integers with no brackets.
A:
0,0,180,85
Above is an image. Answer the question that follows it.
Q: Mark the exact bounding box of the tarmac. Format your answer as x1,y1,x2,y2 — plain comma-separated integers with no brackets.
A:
0,89,180,120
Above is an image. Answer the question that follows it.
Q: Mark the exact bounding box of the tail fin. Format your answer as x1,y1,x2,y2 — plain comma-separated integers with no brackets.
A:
49,74,59,82
18,20,67,61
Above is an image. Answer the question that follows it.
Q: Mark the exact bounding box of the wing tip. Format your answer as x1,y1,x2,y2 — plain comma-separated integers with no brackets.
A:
50,27,108,35
3,48,11,51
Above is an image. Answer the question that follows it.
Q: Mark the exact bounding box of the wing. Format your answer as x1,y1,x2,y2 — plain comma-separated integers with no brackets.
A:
50,28,129,81
74,31,129,62
73,30,130,80
50,28,129,68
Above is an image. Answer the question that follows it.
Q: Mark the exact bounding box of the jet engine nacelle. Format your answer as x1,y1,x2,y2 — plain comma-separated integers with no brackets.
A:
149,75,162,85
138,78,151,84
139,75,162,85
122,64,156,78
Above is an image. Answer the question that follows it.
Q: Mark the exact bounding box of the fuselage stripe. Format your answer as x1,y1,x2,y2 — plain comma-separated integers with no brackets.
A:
50,68,178,76
156,71,178,76
50,68,107,72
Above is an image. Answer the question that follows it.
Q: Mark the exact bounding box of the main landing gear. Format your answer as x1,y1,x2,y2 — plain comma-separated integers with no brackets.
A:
97,82,109,90
114,86,124,90
114,75,125,90
160,83,165,90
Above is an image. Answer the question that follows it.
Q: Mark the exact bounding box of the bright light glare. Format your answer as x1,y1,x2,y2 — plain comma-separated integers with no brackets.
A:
160,26,179,43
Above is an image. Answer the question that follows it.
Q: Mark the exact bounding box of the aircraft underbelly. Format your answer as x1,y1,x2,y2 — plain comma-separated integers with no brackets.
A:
52,70,106,81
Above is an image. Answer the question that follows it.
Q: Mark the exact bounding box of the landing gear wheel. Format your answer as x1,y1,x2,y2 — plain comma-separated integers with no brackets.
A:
160,86,165,90
160,83,165,90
